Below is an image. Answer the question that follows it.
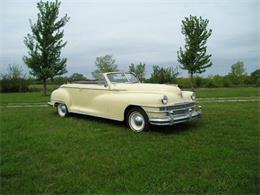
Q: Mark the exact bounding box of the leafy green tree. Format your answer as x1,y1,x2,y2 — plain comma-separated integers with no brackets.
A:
228,61,247,85
92,55,118,79
250,69,260,86
148,65,178,84
69,73,87,81
129,62,146,82
23,0,69,95
49,76,68,85
177,15,212,90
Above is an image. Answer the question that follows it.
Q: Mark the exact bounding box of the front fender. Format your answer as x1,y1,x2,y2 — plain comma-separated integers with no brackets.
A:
182,91,193,101
50,88,72,108
98,92,164,120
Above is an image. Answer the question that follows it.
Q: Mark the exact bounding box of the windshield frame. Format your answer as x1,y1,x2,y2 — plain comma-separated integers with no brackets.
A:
106,72,140,84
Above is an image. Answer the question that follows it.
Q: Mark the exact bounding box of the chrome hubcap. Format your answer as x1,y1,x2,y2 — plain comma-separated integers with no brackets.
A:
58,104,67,117
60,105,66,113
134,116,143,126
129,111,145,132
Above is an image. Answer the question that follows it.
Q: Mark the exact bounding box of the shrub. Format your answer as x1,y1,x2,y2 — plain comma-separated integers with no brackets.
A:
222,76,232,87
205,76,218,88
0,77,30,92
176,77,191,88
0,64,30,92
250,69,260,86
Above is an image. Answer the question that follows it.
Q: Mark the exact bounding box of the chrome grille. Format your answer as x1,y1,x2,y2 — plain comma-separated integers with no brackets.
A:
172,108,193,115
160,102,195,115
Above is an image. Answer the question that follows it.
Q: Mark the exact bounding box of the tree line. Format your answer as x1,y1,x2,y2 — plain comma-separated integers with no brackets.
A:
1,59,259,92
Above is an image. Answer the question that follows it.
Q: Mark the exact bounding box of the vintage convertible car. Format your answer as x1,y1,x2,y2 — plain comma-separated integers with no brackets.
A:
48,72,202,132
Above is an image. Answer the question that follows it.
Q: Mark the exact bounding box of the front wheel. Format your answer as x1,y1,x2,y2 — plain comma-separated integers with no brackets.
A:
57,103,68,117
127,108,149,132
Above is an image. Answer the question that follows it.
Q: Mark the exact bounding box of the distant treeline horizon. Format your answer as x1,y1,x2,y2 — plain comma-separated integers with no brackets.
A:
1,61,259,93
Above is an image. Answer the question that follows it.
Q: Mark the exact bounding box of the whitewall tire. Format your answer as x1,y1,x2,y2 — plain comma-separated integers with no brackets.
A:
127,108,149,132
57,103,68,117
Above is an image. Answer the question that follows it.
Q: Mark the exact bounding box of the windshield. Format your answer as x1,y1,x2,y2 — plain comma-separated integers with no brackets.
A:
107,73,140,83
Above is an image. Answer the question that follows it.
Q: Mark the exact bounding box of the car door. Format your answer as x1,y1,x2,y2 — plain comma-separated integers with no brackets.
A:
76,84,109,117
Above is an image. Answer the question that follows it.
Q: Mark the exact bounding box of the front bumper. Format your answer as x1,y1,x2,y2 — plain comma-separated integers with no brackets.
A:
149,106,202,126
48,101,54,107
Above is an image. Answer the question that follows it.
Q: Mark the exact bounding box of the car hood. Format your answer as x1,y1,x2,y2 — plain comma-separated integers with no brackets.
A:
112,83,182,95
111,83,193,104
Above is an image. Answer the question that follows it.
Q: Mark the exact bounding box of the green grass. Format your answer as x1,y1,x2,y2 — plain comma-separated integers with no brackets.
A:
0,92,49,105
195,87,260,98
0,89,259,193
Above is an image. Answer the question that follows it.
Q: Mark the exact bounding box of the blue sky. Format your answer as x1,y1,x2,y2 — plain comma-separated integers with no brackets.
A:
1,0,259,78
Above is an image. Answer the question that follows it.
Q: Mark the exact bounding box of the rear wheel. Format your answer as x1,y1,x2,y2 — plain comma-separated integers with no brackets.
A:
126,107,149,132
57,103,68,117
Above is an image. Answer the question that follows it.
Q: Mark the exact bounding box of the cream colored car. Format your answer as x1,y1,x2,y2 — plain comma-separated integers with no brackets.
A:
48,72,202,132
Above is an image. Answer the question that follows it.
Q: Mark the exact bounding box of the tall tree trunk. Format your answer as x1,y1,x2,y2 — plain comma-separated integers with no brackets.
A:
190,73,194,91
43,79,47,96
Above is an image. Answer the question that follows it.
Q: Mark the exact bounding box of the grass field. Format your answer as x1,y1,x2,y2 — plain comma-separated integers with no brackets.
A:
195,87,260,98
0,87,259,193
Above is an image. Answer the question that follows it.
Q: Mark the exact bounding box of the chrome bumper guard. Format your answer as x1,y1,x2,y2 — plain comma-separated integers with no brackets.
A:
47,102,54,107
149,105,202,126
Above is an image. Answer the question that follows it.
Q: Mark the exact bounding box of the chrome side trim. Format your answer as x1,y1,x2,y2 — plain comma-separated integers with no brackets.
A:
69,110,123,122
61,86,127,91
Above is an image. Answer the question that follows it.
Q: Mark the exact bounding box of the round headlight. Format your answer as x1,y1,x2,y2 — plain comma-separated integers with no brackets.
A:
161,95,168,104
191,92,196,101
